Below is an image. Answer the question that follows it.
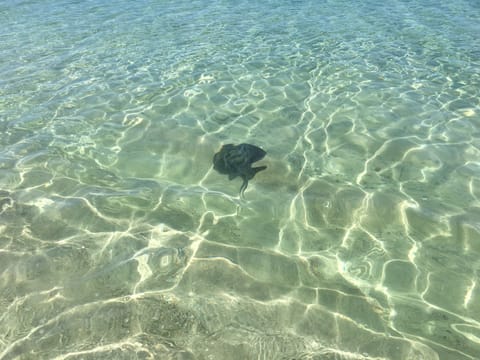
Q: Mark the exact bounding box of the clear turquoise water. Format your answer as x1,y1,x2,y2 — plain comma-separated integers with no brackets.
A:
1,0,480,359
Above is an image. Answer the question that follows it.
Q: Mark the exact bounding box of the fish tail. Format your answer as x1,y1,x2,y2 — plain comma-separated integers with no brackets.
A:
239,178,248,198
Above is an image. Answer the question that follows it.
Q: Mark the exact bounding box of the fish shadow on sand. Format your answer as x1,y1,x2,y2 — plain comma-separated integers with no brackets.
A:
212,143,267,198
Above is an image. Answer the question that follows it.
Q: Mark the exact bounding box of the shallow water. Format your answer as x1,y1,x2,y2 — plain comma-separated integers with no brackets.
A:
1,0,480,359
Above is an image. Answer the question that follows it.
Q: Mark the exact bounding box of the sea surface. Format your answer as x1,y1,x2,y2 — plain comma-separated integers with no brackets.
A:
1,0,480,359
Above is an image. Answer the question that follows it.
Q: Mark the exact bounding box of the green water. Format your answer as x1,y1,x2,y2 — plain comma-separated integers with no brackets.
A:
1,0,480,359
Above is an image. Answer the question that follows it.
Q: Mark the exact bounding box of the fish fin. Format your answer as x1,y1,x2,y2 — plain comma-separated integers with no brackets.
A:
249,165,267,179
253,165,267,172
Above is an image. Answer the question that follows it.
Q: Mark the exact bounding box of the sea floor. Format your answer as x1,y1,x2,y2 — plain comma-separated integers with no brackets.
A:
1,1,480,359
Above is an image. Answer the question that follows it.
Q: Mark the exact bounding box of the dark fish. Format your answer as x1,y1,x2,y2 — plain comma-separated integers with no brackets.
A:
213,143,267,197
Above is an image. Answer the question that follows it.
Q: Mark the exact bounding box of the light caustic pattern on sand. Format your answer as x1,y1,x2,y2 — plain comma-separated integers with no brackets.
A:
1,0,480,359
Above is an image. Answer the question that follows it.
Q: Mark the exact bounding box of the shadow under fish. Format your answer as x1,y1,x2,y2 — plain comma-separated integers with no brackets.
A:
213,143,267,197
